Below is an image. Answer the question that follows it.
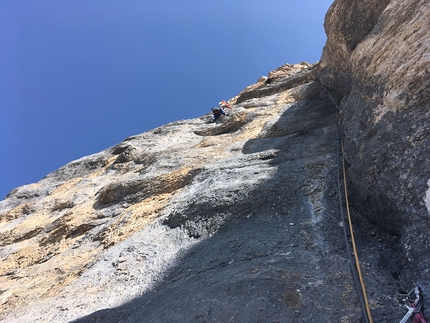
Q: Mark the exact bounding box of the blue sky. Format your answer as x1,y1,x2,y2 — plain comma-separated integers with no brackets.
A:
0,0,333,199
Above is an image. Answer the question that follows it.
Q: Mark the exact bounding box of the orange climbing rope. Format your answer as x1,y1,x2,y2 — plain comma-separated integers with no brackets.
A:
340,139,374,323
321,85,374,323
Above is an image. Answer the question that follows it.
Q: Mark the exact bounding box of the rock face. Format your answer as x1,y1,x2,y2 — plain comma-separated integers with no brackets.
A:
1,0,430,322
0,63,403,322
320,0,430,294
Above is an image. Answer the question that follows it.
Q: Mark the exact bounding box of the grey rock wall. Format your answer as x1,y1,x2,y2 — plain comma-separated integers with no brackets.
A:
320,0,430,297
2,0,430,320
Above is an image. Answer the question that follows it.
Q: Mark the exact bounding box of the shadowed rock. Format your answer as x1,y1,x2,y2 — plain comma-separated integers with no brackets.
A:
320,0,430,294
1,1,429,322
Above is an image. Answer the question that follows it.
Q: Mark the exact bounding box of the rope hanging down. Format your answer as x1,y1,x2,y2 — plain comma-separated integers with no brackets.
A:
323,84,374,323
340,139,374,323
324,84,427,323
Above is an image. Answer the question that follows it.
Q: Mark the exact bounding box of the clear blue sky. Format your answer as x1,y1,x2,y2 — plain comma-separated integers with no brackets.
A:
0,0,333,199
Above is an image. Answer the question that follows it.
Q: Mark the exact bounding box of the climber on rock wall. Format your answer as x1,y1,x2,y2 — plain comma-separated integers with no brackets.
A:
210,100,232,123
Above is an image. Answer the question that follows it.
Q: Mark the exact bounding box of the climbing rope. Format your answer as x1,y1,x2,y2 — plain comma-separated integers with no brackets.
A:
335,135,374,323
340,138,374,323
323,84,374,323
323,84,427,323
320,85,341,111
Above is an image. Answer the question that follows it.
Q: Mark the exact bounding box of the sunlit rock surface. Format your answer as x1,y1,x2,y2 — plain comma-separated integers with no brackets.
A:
2,0,430,321
0,62,403,323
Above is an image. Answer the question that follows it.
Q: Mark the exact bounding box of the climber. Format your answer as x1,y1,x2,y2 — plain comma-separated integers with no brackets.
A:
210,100,232,123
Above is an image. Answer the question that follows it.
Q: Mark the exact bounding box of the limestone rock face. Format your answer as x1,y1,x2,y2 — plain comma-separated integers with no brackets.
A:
2,1,430,320
0,63,404,322
319,0,391,95
320,0,430,294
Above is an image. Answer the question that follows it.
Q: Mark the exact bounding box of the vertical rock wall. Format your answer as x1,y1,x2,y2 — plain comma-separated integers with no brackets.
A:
320,0,430,291
1,0,430,320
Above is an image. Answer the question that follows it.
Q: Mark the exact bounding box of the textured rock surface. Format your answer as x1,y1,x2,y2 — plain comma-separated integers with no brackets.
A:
320,0,430,296
2,0,430,321
0,62,405,323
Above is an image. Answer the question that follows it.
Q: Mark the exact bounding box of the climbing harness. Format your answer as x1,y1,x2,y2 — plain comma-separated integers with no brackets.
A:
398,287,427,323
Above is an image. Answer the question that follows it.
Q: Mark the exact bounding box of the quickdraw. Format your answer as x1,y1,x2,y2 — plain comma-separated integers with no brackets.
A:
398,287,427,323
